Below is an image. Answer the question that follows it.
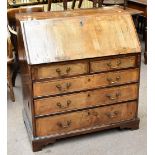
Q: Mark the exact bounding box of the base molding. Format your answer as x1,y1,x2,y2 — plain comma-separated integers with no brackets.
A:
23,110,140,152
119,118,140,130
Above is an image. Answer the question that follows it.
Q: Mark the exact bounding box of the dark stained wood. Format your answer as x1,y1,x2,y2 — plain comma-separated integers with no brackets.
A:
17,20,37,135
18,9,141,152
128,0,147,17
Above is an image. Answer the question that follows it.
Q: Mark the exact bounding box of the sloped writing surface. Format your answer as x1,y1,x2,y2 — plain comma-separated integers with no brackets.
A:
21,11,141,65
95,14,140,54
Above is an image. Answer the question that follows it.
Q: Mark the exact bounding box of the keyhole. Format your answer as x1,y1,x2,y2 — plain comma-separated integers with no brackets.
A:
80,21,83,27
88,78,91,82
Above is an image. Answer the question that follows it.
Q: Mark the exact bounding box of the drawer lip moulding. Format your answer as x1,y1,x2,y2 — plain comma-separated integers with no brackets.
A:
34,83,139,117
33,68,140,98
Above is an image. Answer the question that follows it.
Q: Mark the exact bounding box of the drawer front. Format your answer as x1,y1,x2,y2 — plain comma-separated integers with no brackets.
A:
34,84,138,116
33,68,139,97
90,56,137,73
36,101,137,137
32,61,88,80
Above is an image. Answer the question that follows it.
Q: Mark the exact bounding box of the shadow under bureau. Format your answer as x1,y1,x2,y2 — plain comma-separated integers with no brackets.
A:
17,8,141,152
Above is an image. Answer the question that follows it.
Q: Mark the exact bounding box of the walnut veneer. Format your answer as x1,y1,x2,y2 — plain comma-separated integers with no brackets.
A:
17,8,141,152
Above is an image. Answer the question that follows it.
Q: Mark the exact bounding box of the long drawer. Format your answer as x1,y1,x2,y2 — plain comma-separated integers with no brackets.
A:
36,101,137,137
34,84,138,116
32,60,89,80
90,56,137,73
33,68,139,97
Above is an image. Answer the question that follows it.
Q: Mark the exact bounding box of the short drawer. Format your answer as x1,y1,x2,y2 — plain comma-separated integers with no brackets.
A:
90,56,137,73
33,68,139,97
36,101,137,137
32,60,89,80
34,84,138,116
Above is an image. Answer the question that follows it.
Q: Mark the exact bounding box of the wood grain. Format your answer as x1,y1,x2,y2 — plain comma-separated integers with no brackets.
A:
17,8,141,151
21,9,141,65
34,84,138,116
16,7,143,22
32,60,88,80
90,55,136,73
33,68,139,97
36,101,137,136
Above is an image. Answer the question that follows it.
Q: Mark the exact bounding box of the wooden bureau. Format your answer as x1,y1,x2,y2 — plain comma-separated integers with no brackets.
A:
17,8,141,152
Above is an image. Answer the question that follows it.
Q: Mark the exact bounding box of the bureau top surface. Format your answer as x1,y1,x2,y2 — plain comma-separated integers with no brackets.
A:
21,8,141,65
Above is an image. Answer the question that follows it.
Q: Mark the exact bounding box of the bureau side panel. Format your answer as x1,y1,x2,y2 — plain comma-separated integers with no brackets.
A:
17,23,35,136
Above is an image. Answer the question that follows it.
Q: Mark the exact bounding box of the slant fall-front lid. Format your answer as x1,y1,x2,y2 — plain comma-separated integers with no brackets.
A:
21,9,141,65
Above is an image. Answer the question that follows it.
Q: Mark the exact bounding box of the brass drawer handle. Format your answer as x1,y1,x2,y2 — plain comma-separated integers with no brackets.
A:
107,76,120,84
56,68,61,74
106,111,119,118
86,110,91,116
57,120,72,129
56,84,62,91
107,60,121,69
66,67,71,74
56,83,72,91
57,100,71,109
56,67,71,76
91,110,98,116
106,92,120,100
66,82,71,89
86,110,98,117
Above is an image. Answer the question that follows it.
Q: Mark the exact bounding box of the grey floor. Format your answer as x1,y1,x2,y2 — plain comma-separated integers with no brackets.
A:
7,46,147,155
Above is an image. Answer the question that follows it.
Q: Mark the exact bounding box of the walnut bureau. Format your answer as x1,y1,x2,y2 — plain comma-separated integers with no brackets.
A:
17,8,141,152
